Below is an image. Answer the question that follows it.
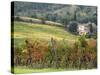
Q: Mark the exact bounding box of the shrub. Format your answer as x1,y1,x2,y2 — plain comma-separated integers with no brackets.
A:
14,37,97,69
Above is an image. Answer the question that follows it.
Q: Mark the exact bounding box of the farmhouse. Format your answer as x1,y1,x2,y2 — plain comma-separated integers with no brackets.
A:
77,23,90,35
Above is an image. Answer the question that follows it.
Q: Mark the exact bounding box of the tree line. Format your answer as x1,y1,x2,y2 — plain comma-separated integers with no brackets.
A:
14,1,97,26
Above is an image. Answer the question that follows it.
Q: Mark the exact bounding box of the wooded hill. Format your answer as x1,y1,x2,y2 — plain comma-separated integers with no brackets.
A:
13,1,97,25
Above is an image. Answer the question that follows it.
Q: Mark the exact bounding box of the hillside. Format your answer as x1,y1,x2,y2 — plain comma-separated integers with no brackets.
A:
12,21,78,47
12,1,97,24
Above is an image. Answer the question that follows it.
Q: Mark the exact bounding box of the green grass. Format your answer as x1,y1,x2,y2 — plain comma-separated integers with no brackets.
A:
13,67,67,74
12,21,78,41
13,66,94,74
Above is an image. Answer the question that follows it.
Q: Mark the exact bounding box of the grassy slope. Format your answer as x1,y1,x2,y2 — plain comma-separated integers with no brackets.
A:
13,21,78,42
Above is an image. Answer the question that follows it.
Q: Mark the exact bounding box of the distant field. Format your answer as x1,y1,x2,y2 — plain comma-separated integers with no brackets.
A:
12,21,78,46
